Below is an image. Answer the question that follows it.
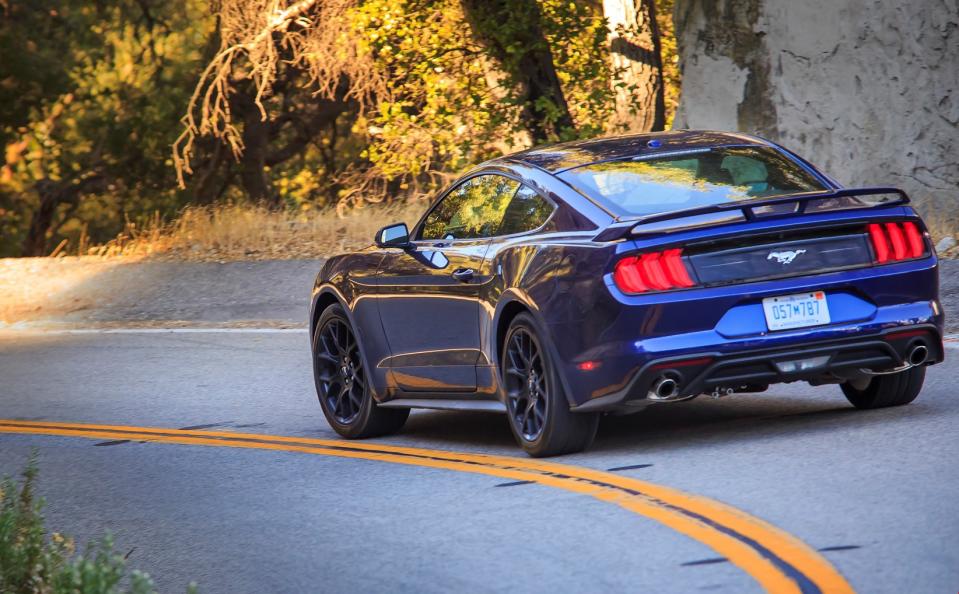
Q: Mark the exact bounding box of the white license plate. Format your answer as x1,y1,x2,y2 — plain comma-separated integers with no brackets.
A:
762,292,830,331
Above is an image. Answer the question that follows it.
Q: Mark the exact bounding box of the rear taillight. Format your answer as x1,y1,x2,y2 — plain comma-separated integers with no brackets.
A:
866,222,926,263
614,249,697,294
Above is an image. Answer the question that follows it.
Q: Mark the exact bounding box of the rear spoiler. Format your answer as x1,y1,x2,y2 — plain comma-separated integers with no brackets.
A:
592,187,909,242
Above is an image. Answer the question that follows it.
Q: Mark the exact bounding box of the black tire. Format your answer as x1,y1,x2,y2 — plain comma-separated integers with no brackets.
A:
841,365,926,409
501,313,599,457
312,304,409,438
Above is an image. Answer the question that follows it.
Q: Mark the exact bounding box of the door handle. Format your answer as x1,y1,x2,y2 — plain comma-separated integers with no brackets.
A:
451,268,475,282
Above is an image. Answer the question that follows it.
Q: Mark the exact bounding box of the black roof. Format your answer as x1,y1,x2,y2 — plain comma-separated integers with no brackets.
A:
502,130,769,173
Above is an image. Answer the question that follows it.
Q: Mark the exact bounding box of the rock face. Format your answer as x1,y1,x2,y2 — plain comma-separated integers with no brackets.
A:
672,0,959,235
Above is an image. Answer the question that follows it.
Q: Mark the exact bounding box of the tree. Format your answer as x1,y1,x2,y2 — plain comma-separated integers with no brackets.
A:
172,0,378,195
0,0,674,257
602,0,666,133
221,71,354,207
173,0,616,207
459,0,575,143
0,0,213,256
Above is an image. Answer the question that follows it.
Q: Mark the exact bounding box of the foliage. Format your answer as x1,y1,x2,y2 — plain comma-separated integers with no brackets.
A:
0,454,197,593
176,0,617,208
0,0,680,258
351,0,503,188
0,0,213,257
530,0,615,138
354,0,613,196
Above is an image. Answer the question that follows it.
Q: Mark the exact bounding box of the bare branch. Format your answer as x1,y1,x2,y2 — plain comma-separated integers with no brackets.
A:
173,0,384,188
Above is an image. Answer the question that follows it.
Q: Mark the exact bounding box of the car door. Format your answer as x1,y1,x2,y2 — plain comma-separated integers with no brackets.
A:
377,174,519,393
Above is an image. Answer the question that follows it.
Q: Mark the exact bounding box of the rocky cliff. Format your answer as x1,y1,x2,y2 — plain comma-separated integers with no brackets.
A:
673,0,958,237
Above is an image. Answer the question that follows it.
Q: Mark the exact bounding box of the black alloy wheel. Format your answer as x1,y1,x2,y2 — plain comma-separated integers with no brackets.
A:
315,316,365,424
313,304,408,438
504,327,548,441
502,312,599,457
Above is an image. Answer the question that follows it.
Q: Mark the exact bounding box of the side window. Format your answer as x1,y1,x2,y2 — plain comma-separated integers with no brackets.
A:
419,175,519,240
496,184,554,236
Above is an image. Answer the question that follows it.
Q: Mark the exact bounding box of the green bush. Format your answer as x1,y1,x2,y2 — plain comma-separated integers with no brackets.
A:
0,454,196,594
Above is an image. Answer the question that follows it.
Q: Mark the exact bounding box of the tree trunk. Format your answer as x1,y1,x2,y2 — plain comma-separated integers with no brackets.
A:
461,0,575,143
239,115,273,205
190,139,230,204
21,174,104,257
671,0,775,136
21,181,61,257
603,0,666,133
230,89,278,207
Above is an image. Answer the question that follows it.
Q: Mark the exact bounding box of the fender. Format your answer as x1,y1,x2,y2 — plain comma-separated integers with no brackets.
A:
309,284,348,336
310,284,390,402
492,290,579,409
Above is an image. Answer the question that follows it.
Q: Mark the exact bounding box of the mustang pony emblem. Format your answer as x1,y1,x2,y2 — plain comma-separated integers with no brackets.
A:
767,249,807,265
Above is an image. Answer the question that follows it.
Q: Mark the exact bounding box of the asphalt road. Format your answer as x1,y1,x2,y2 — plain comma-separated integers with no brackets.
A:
0,329,957,593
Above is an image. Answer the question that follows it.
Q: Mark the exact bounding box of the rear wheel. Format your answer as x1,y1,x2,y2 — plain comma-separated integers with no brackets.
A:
502,313,598,457
313,305,409,438
841,365,926,409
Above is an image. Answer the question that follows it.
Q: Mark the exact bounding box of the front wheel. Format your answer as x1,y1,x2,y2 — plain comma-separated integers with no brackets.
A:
501,313,599,457
313,304,409,438
841,365,926,409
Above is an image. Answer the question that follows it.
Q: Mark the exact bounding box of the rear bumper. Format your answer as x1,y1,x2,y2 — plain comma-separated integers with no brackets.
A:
572,324,944,412
549,253,943,409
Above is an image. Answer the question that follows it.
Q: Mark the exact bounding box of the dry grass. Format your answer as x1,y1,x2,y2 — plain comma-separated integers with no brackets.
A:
74,201,429,261
53,198,959,261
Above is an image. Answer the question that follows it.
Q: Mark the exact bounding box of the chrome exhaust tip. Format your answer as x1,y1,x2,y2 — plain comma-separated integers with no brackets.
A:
649,376,679,400
908,344,928,366
859,343,930,376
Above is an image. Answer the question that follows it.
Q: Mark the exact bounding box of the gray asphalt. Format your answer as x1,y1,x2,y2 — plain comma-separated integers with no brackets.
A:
0,330,957,593
0,259,323,328
4,258,958,332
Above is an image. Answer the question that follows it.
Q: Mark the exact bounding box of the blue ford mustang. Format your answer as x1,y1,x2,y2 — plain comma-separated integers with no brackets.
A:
310,130,944,456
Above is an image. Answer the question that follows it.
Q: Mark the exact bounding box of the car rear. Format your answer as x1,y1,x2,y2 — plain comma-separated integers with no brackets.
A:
547,143,944,411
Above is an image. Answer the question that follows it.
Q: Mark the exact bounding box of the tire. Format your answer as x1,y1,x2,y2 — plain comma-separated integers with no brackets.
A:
501,313,599,457
312,304,409,438
841,365,926,409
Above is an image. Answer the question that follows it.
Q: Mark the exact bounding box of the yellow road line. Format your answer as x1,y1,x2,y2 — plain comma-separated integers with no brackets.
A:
0,419,854,594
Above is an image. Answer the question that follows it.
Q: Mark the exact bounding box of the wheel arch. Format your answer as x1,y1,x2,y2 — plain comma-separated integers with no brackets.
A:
493,292,577,408
310,288,344,339
495,300,530,368
310,285,391,401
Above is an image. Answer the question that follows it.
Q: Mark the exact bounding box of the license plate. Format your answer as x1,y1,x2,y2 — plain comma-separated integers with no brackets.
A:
762,292,830,331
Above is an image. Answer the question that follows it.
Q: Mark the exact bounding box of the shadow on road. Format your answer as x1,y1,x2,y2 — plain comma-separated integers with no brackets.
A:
398,390,938,456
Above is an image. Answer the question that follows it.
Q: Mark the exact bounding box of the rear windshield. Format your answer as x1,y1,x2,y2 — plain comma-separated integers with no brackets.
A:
557,146,827,217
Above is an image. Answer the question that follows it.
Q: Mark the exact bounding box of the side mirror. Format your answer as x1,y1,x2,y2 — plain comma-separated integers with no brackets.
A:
374,222,411,248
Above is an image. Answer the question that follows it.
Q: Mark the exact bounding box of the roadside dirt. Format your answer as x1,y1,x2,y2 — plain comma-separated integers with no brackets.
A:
1,256,956,332
940,259,959,332
0,257,323,329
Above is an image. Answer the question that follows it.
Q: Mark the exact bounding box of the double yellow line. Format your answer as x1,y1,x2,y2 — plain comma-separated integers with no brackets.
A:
0,419,853,593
